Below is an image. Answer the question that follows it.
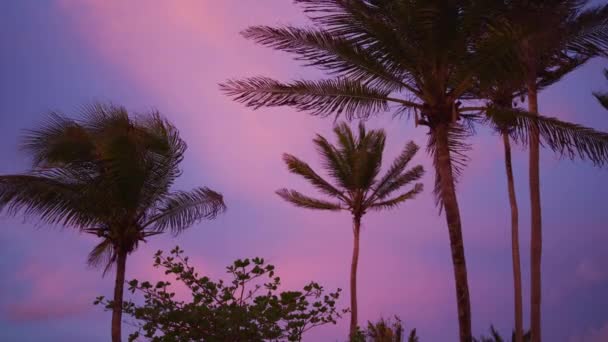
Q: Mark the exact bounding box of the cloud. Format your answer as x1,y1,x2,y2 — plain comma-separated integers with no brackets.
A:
576,258,606,284
3,262,95,322
570,322,608,342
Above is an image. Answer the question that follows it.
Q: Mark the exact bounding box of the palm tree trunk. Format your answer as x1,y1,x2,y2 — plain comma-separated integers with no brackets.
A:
349,215,361,340
503,132,523,342
434,123,472,342
527,82,542,342
112,248,127,342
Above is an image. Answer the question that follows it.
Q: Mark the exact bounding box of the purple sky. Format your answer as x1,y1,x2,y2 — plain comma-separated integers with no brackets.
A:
1,1,607,341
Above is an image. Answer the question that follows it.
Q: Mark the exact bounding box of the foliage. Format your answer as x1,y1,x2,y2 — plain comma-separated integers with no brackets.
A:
350,317,418,342
95,247,346,342
277,121,423,216
473,326,531,342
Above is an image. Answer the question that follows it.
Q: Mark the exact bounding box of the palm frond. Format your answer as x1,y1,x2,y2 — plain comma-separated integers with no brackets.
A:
276,188,343,211
565,4,608,57
144,187,226,235
333,122,386,189
0,174,96,227
220,77,416,120
594,69,608,110
136,116,187,218
241,25,413,93
371,165,425,203
427,123,472,210
487,106,608,165
313,133,353,190
282,154,346,200
594,91,608,110
371,141,420,200
87,238,116,276
21,113,95,167
369,183,423,211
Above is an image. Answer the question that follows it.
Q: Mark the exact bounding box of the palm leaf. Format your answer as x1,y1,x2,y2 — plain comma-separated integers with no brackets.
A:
282,153,346,200
487,106,608,165
352,122,386,189
371,165,425,202
220,77,417,120
21,113,95,167
594,91,608,110
0,173,96,227
427,123,472,210
313,133,353,190
241,25,413,93
369,183,423,211
144,187,226,235
276,188,343,211
565,4,608,57
87,238,116,276
371,141,420,200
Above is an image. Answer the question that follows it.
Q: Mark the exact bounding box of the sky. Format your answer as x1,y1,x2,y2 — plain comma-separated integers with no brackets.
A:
0,1,607,341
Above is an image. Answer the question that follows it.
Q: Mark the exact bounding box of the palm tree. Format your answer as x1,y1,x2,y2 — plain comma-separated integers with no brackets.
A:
221,2,506,339
364,317,419,342
276,122,423,339
479,3,608,340
594,68,608,110
0,103,226,342
486,93,525,342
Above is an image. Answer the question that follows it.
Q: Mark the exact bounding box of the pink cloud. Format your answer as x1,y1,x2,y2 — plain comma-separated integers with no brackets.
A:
569,322,608,342
5,261,96,322
576,258,605,284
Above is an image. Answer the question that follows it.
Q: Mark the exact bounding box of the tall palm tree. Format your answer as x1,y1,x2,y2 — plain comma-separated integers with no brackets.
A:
0,104,226,342
221,2,507,339
481,3,608,340
276,122,423,339
486,93,525,342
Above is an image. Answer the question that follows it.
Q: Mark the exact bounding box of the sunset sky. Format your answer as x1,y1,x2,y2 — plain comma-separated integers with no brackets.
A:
1,1,608,341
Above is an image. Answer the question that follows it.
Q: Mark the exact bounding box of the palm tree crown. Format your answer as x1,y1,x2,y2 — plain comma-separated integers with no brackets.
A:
277,122,423,217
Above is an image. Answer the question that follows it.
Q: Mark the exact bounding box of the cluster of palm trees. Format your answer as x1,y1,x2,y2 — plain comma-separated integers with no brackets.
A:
1,1,608,342
221,1,608,341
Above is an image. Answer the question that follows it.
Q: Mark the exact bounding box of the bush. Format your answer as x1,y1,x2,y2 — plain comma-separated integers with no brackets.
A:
95,247,346,341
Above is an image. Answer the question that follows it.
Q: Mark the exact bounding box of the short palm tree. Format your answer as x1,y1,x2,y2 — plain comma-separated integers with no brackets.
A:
364,317,418,342
276,122,423,339
0,104,226,342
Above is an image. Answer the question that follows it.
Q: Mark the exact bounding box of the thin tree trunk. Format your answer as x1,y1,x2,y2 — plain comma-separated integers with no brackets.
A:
112,248,127,342
349,215,361,340
527,83,542,342
434,123,472,342
503,132,523,342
